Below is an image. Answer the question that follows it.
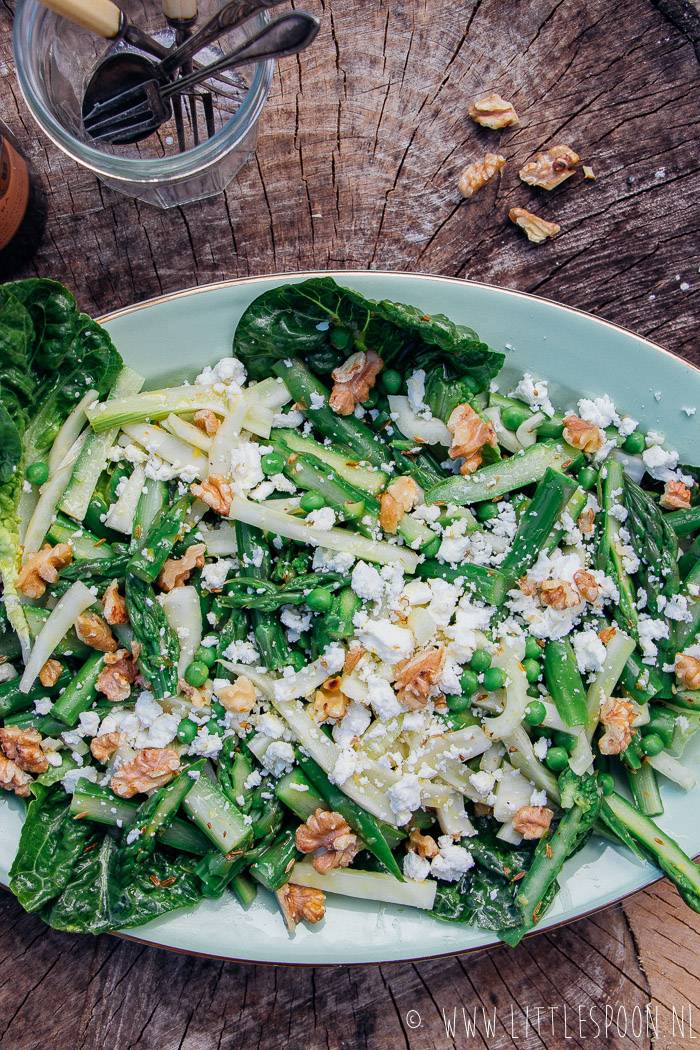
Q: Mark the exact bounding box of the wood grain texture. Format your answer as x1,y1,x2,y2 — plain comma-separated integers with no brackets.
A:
0,0,699,1046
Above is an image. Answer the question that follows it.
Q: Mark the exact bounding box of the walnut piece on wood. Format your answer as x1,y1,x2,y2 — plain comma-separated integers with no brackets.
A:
157,543,206,592
541,579,580,610
379,476,419,534
111,748,181,798
509,206,560,243
39,658,63,688
275,883,325,934
447,403,497,475
512,805,553,839
17,543,72,598
519,145,579,189
468,92,519,129
96,648,141,702
295,808,360,874
76,611,118,653
562,414,605,453
191,474,233,516
599,697,636,755
395,646,445,709
675,653,700,690
329,350,383,415
0,754,33,797
102,579,128,626
216,675,256,713
193,409,220,435
91,732,126,763
0,726,49,774
312,676,347,721
458,153,506,198
660,480,691,510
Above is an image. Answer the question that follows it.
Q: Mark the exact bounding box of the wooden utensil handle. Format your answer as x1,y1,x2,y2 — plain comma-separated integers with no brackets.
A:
162,0,198,19
37,0,122,39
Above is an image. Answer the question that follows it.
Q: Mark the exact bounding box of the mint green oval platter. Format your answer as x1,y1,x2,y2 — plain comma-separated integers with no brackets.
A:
1,271,698,966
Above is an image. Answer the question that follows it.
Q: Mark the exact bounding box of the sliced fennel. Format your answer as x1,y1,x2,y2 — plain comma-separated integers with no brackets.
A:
289,862,437,909
161,585,202,678
120,422,208,480
20,581,96,693
47,389,98,476
227,496,421,571
86,385,228,432
104,464,146,534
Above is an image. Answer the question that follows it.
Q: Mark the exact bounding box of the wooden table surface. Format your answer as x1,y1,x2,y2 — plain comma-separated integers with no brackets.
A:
1,0,699,1047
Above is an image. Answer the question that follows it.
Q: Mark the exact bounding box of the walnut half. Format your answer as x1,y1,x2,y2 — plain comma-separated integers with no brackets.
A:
458,153,506,198
0,726,49,774
295,809,360,874
468,92,519,129
329,350,383,416
509,206,560,244
17,544,72,599
395,646,445,709
275,883,326,934
111,747,181,798
512,806,553,840
157,543,206,592
598,698,636,755
675,653,700,691
519,145,579,189
379,476,419,534
562,414,605,454
191,474,233,516
447,403,497,475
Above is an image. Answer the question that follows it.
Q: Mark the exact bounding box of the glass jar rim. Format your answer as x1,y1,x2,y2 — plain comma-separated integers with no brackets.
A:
13,0,273,184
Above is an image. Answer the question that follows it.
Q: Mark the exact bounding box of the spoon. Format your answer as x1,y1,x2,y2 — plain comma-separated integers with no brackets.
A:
81,0,287,142
82,11,320,145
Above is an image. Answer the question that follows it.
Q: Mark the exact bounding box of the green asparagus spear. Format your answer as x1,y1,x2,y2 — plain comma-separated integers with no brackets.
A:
126,492,193,582
543,639,589,727
248,828,299,892
664,503,700,538
51,652,105,726
125,574,180,699
234,521,293,671
499,468,578,589
416,561,507,605
427,440,583,505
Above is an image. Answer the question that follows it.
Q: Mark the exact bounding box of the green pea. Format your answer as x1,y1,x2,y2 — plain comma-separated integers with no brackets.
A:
380,368,402,395
623,431,646,455
26,461,49,486
469,649,492,674
421,536,442,559
306,587,333,613
177,718,198,744
501,405,532,431
525,637,544,661
261,452,284,476
640,732,664,757
208,719,226,736
446,693,469,712
553,730,578,753
475,501,499,522
577,466,598,491
289,651,307,672
598,772,616,796
545,746,569,772
524,700,546,726
527,685,542,698
212,700,227,720
195,645,217,668
362,388,379,409
330,326,352,349
300,491,326,512
184,660,209,688
523,658,542,684
482,667,506,692
459,669,479,695
533,725,553,740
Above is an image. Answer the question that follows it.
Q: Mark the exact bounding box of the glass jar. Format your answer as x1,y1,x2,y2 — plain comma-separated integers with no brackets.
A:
12,0,273,208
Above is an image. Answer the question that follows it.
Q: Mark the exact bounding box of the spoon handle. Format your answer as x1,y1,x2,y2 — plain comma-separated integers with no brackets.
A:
158,0,287,77
163,10,319,95
36,0,122,38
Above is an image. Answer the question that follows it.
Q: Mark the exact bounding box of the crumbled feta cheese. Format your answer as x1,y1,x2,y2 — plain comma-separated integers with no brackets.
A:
366,675,405,720
329,748,358,786
530,788,548,807
280,605,312,640
430,836,475,881
312,548,356,573
332,701,371,748
533,736,550,761
469,770,497,798
577,394,619,429
222,639,259,664
201,559,234,591
642,443,679,482
386,774,423,824
572,630,607,675
61,766,98,795
403,850,431,882
358,618,415,662
261,740,295,776
407,370,431,417
305,506,337,530
351,561,385,602
510,374,555,417
195,356,246,391
638,617,670,664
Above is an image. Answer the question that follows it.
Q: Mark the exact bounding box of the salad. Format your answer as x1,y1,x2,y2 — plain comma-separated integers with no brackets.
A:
0,276,699,945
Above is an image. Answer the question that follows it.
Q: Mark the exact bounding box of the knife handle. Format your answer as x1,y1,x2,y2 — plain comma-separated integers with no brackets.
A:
37,0,123,38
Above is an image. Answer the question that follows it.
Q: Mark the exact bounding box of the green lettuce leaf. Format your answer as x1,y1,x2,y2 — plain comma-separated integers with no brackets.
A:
233,277,505,392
